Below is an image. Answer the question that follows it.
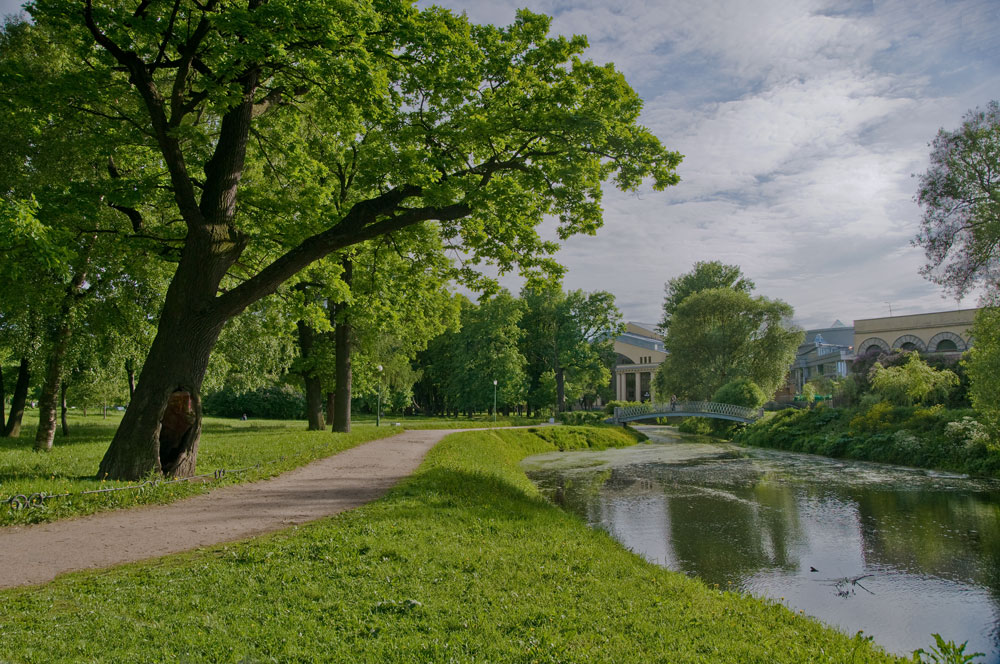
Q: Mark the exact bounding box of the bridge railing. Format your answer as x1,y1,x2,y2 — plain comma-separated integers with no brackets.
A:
612,401,762,423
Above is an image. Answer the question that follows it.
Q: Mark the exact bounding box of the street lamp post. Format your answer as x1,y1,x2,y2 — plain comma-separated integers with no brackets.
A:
376,364,383,427
493,379,498,423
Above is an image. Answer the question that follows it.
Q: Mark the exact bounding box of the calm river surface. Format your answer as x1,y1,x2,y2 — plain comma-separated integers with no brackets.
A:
521,425,1000,661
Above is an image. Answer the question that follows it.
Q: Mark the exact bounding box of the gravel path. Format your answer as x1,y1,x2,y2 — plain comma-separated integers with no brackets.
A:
0,428,459,590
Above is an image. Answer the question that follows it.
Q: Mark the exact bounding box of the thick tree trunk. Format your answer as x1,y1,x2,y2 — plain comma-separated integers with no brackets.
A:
332,260,353,433
60,382,69,436
3,357,29,438
98,313,222,479
296,321,325,431
98,230,233,480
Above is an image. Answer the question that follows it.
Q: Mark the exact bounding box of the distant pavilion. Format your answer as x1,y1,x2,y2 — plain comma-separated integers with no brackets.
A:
612,322,666,402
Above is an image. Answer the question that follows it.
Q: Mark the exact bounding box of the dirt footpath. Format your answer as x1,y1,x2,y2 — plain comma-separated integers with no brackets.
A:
0,428,457,590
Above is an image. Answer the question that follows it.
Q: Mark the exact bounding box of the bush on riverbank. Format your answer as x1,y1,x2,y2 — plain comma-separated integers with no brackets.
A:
557,410,607,426
735,403,1000,477
0,426,897,663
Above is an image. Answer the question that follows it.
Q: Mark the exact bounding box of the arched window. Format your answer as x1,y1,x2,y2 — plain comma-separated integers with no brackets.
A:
928,331,966,353
892,335,927,352
857,337,890,356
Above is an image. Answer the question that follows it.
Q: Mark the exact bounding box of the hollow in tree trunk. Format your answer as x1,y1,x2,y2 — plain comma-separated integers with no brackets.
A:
3,357,29,438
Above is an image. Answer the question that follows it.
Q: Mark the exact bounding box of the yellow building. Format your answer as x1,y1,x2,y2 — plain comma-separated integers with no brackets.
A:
854,309,977,355
613,322,667,401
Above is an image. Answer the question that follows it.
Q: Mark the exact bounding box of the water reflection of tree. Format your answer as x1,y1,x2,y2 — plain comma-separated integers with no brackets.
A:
853,488,1000,601
655,459,804,586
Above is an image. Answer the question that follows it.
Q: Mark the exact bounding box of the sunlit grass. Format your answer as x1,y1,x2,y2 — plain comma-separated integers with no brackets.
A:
0,411,396,526
0,425,897,663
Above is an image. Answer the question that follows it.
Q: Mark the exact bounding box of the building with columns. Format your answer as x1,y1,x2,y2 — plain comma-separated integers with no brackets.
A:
613,322,667,402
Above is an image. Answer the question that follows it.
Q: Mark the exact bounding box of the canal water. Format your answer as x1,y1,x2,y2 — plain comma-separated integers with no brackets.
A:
521,425,1000,661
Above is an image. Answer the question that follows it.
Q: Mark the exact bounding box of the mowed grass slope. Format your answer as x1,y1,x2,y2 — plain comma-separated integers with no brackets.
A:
0,426,898,663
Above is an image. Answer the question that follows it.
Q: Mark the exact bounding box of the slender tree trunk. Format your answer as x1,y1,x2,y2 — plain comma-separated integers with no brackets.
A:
296,320,325,431
325,392,335,428
60,381,69,436
332,260,353,433
35,260,90,452
3,357,29,438
555,367,566,412
34,323,74,451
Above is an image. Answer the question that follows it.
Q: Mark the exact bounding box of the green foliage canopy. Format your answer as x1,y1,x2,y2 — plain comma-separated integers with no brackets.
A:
712,379,767,409
966,307,1000,427
655,288,802,400
658,261,754,333
870,353,958,407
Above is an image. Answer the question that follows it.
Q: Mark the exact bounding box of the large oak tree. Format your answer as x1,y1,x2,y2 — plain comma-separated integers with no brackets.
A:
27,1,679,478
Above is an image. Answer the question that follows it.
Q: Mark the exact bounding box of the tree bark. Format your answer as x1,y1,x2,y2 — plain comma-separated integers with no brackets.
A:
556,367,566,412
332,260,353,433
325,391,335,428
3,357,29,438
97,227,234,479
296,320,325,431
34,324,73,451
35,258,90,452
60,381,69,436
125,358,135,400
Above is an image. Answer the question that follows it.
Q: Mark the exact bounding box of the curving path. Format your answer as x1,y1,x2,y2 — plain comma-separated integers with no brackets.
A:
0,428,461,590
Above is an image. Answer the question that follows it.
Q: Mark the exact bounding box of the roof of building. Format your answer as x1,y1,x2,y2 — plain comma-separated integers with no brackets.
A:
617,322,666,353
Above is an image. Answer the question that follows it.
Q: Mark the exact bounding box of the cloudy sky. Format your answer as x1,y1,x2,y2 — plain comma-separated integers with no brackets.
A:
421,0,1000,329
3,0,998,329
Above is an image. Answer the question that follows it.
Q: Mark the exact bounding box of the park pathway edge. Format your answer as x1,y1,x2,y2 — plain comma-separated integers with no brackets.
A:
0,428,457,590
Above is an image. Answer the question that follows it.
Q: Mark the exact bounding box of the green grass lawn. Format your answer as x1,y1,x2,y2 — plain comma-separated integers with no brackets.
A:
0,411,548,526
0,411,398,526
0,425,899,663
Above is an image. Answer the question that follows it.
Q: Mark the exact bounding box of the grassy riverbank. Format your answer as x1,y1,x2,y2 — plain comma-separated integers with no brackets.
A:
735,403,1000,477
0,426,898,663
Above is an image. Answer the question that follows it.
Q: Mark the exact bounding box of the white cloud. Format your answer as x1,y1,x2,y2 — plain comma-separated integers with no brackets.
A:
432,0,999,330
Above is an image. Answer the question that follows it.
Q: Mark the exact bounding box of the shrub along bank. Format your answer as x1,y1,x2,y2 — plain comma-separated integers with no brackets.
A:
735,403,1000,477
0,426,897,663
